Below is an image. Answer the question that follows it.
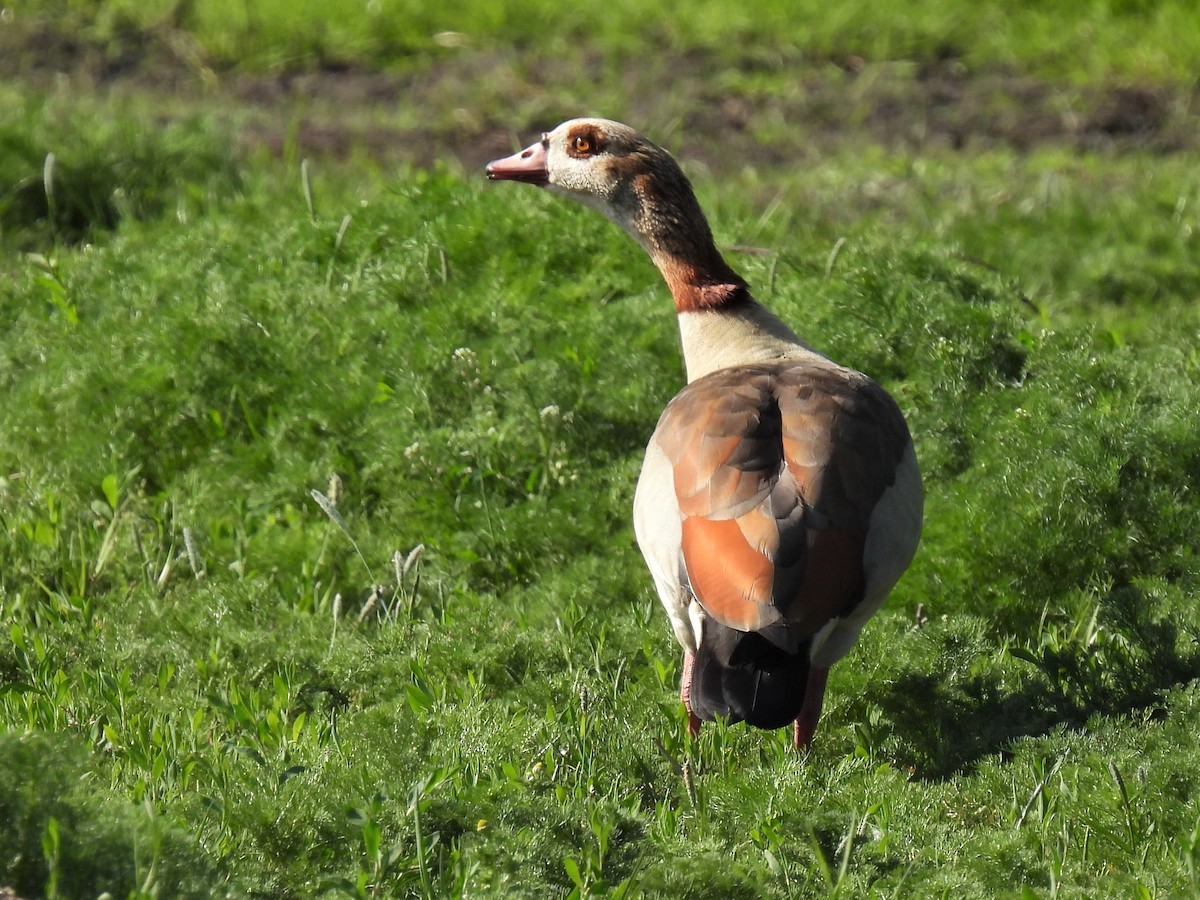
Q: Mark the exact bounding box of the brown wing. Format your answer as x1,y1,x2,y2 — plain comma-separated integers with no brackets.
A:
654,362,911,636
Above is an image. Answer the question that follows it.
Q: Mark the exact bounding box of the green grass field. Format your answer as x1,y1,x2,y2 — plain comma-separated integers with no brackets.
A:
3,1,1200,897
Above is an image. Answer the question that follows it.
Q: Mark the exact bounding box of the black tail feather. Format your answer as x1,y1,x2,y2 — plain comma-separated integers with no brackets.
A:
689,618,810,730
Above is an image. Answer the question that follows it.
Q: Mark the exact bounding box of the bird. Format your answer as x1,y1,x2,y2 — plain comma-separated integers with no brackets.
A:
486,118,923,749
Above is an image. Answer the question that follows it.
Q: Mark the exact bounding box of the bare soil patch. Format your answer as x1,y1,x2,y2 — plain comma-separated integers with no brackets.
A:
4,21,1197,172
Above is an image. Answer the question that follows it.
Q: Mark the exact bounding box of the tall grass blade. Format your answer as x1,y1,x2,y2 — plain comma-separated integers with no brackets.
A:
183,527,205,580
310,488,378,584
301,159,316,222
43,152,57,231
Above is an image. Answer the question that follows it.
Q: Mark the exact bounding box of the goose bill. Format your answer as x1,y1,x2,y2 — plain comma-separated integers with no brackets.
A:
485,141,550,186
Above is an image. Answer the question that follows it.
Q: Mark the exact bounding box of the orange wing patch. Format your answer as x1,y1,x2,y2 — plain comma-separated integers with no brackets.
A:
680,515,781,630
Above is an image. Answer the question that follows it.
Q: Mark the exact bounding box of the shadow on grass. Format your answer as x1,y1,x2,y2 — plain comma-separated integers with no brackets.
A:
0,733,222,897
0,112,240,252
877,585,1200,780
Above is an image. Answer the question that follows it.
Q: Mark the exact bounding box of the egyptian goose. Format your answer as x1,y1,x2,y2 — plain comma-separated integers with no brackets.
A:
486,119,923,748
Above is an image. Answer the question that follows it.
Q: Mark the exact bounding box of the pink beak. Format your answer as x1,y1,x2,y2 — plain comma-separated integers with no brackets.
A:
485,139,550,186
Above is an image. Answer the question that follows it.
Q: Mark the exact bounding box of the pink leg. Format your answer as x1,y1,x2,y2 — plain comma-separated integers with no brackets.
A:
793,666,829,750
680,650,702,737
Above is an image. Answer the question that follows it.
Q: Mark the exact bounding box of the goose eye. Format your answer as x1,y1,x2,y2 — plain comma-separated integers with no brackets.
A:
572,134,593,155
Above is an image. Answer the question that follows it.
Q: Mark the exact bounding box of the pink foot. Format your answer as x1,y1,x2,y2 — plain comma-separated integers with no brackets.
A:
680,650,702,737
793,666,829,750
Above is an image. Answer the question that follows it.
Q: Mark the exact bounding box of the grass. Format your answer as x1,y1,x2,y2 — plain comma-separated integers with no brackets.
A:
11,0,1200,82
3,2,1200,897
0,89,241,252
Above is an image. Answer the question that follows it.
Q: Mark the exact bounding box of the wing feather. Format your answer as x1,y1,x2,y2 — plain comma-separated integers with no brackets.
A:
652,360,911,639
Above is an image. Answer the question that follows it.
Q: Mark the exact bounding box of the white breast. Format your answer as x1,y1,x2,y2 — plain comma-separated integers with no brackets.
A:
676,303,826,382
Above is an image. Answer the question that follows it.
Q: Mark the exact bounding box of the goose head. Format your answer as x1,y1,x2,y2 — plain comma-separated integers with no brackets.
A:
487,118,747,308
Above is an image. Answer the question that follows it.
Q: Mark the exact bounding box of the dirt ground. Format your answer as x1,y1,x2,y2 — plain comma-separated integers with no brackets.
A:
5,20,1197,172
